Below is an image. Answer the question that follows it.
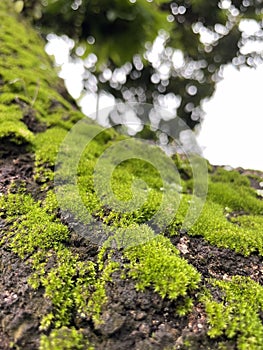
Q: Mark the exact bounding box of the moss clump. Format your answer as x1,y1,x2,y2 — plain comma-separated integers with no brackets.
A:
208,181,263,215
188,200,263,256
34,127,68,167
201,276,263,350
39,249,97,329
0,104,34,144
168,166,263,256
0,1,84,151
0,191,115,331
33,127,68,183
0,192,69,257
124,235,201,300
39,327,94,350
203,164,263,216
87,258,120,326
210,167,251,187
55,129,181,235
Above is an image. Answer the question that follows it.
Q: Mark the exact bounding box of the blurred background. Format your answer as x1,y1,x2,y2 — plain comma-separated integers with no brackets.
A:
18,0,263,170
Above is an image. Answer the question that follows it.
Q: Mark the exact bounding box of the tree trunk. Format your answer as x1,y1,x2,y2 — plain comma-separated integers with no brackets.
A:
1,2,263,350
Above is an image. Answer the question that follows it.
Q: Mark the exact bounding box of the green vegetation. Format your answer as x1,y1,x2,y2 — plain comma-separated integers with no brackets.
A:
189,200,263,256
0,192,91,328
0,104,34,144
0,190,117,350
39,327,94,350
208,182,263,215
124,235,201,300
1,2,263,349
0,0,84,152
202,276,263,350
169,168,263,256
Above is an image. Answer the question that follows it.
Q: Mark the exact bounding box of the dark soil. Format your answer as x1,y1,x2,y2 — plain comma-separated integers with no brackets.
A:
15,97,47,133
0,140,51,349
0,148,263,349
170,233,263,285
0,239,52,350
0,140,39,198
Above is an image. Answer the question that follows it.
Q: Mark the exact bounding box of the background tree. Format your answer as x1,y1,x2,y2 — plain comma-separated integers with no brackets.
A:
17,0,263,136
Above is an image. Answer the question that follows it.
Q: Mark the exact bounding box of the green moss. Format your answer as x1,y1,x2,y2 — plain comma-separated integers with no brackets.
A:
40,249,97,329
0,92,31,105
39,327,94,350
188,200,263,256
46,110,84,130
0,192,69,257
87,259,120,325
0,191,115,332
210,168,251,187
0,119,34,144
0,103,34,144
172,153,193,180
33,127,68,182
0,1,83,151
2,2,263,349
55,130,182,236
201,276,263,350
124,235,201,299
169,175,263,256
208,181,263,215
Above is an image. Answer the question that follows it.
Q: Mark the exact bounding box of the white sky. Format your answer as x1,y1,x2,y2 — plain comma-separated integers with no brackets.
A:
197,64,263,171
46,34,263,171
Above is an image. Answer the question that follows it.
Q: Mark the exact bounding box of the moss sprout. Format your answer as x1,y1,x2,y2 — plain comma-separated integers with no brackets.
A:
39,327,94,350
201,276,263,350
124,235,201,299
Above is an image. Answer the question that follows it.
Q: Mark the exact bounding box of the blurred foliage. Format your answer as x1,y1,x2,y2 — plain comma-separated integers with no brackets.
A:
16,0,263,133
20,0,172,66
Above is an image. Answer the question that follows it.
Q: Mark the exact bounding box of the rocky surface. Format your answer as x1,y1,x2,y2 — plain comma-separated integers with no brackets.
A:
1,3,263,349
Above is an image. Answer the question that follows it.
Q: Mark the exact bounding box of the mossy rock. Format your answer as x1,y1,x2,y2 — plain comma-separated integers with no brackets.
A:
1,2,263,350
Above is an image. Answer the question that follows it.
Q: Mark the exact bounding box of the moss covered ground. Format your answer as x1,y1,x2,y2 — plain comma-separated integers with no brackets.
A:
1,2,263,350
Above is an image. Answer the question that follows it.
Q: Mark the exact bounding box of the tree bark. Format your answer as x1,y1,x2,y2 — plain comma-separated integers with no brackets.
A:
1,3,263,350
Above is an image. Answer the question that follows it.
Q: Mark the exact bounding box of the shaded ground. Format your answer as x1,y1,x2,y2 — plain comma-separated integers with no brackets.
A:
1,144,263,350
171,233,263,284
0,141,51,349
0,140,34,195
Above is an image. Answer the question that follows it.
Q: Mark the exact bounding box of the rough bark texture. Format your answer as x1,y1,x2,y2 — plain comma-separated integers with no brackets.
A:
1,3,263,350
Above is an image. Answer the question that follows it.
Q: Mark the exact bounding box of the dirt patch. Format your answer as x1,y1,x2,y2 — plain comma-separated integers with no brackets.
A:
0,140,43,200
14,97,47,133
0,226,52,350
22,110,46,133
170,233,263,285
72,251,208,350
0,141,33,193
0,141,51,349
